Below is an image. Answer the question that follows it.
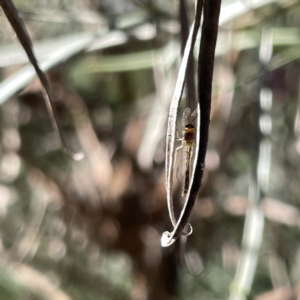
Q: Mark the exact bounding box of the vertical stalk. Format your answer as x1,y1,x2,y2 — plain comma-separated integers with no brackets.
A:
229,28,273,300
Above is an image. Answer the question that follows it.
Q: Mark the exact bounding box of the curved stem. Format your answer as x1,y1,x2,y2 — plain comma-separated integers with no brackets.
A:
162,0,221,247
164,0,203,233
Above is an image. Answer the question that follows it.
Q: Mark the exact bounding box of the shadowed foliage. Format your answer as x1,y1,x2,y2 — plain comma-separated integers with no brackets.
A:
1,0,300,300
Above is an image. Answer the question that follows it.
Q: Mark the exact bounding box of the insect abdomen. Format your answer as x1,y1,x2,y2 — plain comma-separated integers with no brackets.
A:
182,169,190,197
182,146,192,197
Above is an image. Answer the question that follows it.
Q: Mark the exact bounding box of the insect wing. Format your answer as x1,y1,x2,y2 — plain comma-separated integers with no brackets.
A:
190,109,197,123
174,146,185,181
182,107,197,126
182,107,192,127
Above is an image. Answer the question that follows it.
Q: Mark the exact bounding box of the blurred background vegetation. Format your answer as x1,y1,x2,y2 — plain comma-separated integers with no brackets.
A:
1,0,300,299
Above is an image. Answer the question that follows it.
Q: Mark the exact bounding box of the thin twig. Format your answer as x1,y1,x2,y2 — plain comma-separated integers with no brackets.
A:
0,0,84,160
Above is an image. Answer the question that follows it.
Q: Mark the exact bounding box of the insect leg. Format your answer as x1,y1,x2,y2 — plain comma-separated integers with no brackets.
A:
176,129,183,141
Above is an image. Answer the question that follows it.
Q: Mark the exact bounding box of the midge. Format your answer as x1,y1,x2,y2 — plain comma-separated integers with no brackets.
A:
174,107,197,197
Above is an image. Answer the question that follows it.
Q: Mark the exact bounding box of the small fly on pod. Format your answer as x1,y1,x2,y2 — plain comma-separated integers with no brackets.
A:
174,107,197,197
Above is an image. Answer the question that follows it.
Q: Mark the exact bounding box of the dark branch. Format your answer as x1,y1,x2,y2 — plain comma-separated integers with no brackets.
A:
179,0,196,111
